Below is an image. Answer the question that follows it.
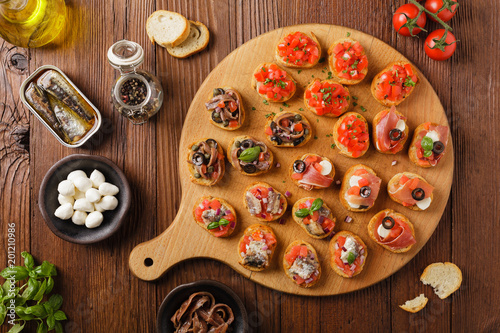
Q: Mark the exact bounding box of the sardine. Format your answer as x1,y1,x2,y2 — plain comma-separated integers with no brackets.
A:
49,96,90,142
25,82,63,133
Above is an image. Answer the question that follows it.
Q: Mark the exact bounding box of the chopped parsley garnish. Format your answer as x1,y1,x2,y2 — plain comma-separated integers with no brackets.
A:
318,57,325,63
283,102,290,107
360,106,367,112
353,102,358,106
293,46,299,51
298,70,302,74
299,108,304,111
352,96,358,100
261,67,266,72
405,77,416,87
314,136,318,140
263,99,269,105
347,32,351,37
251,107,256,110
327,71,333,79
331,144,336,149
265,112,276,118
280,107,283,111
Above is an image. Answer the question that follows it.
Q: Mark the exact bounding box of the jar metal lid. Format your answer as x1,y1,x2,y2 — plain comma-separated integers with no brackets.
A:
107,40,144,70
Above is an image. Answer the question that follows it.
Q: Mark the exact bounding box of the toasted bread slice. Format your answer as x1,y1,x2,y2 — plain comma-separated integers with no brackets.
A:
264,111,313,148
371,61,419,107
327,38,369,85
289,154,334,190
243,182,287,222
367,209,416,253
408,122,449,168
339,164,380,212
275,31,321,68
332,112,370,158
399,294,428,313
251,63,297,102
292,198,336,239
329,231,368,278
372,107,409,154
186,138,225,186
206,87,245,131
146,10,190,47
420,262,462,299
227,135,273,176
166,21,209,58
387,172,434,211
192,196,237,238
238,224,277,271
283,240,321,288
303,79,351,118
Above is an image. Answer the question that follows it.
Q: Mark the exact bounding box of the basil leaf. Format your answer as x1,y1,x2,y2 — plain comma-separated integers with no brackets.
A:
421,136,433,151
21,277,39,301
347,252,357,265
25,304,47,318
34,261,57,278
37,322,48,333
237,146,261,162
16,306,34,321
207,222,220,230
0,266,29,281
7,323,25,333
294,208,311,218
218,218,230,227
54,321,63,333
0,303,6,325
43,301,53,315
48,294,63,311
54,310,67,321
45,277,54,295
33,279,47,302
47,314,56,330
423,150,433,157
21,252,35,270
310,198,324,212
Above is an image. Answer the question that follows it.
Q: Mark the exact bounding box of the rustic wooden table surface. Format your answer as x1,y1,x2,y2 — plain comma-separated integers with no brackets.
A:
1,0,499,332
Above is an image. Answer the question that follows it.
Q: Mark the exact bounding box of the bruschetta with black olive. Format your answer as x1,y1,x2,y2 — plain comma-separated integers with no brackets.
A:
227,135,273,176
339,164,381,212
329,231,367,278
332,112,370,158
367,209,416,253
193,196,237,238
264,111,312,147
205,87,245,130
304,79,351,117
327,37,369,85
289,154,334,190
244,182,287,222
372,106,409,154
371,61,419,107
292,198,335,239
283,240,321,288
409,122,449,168
187,138,225,186
238,224,277,271
251,63,297,102
388,172,434,211
275,31,321,68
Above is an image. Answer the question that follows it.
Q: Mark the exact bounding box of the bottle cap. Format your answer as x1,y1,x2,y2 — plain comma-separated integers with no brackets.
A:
107,40,144,71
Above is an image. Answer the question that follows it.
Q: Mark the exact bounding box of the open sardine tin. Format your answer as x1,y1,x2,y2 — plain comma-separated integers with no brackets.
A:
20,65,102,148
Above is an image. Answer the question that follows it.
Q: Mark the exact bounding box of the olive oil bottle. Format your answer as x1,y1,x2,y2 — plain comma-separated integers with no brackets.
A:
0,0,66,48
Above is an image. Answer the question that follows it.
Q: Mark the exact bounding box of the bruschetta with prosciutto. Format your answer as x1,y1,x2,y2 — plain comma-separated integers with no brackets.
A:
304,79,351,117
409,122,449,168
388,172,434,211
193,196,237,238
339,164,381,212
244,182,287,222
329,231,367,278
372,106,409,154
251,63,297,102
265,111,312,147
327,38,369,85
371,61,419,107
332,112,370,158
289,154,334,190
275,31,321,68
227,135,273,176
205,87,245,130
187,138,225,186
292,198,335,239
283,240,321,288
368,209,416,253
238,224,277,271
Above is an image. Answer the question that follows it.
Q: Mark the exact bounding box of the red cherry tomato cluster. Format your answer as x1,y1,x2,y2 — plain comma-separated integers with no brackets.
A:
392,0,459,61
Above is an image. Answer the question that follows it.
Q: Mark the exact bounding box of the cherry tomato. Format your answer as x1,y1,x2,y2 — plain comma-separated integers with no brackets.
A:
425,0,458,22
424,29,457,61
393,4,427,37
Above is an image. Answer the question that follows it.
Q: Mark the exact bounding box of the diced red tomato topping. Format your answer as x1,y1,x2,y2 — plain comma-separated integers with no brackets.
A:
374,63,418,102
336,114,369,155
399,174,410,185
331,40,368,80
229,120,239,128
254,64,295,102
248,186,283,220
334,236,363,277
305,80,349,116
277,32,320,66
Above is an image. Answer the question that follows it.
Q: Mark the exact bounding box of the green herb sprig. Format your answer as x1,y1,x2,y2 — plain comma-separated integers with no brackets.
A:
294,199,323,218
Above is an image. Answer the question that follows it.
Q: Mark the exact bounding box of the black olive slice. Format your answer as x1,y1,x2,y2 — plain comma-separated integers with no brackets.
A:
213,88,225,96
360,186,372,198
382,216,395,229
192,152,206,166
231,110,239,117
205,139,218,148
270,121,277,131
240,139,254,150
243,164,257,174
211,111,223,123
389,128,403,141
411,188,425,201
271,136,282,145
432,141,445,155
293,160,306,173
293,136,305,146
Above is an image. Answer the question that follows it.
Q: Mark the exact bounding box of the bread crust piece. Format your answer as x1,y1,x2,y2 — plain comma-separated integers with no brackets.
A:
371,61,419,107
192,196,237,238
371,108,409,154
327,38,369,85
289,154,335,190
408,122,448,168
420,262,462,299
275,32,321,69
291,197,336,239
387,172,434,211
251,63,297,102
399,294,428,313
329,231,368,278
238,224,277,271
146,10,190,47
265,111,313,148
303,79,351,118
339,164,379,212
186,138,225,186
206,86,245,131
166,21,210,58
227,135,273,176
243,182,287,222
367,209,416,253
332,112,370,158
282,240,321,288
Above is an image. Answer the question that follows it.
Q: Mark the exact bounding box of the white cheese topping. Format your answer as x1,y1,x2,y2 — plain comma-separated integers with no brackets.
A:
340,236,359,262
377,223,391,239
349,175,362,187
319,160,332,176
416,197,432,210
395,119,406,132
425,130,440,143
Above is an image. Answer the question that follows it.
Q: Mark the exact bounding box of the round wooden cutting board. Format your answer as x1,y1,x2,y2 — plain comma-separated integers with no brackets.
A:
129,24,453,296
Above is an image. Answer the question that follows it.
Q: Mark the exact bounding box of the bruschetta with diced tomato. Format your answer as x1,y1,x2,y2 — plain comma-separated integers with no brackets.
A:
368,209,416,253
332,112,370,158
238,224,277,271
264,111,312,147
251,63,297,102
187,138,225,186
329,231,367,278
339,164,381,212
227,135,273,176
243,182,287,222
304,79,351,117
388,172,434,211
371,61,419,107
372,106,409,154
289,154,334,190
283,240,321,288
275,31,321,68
409,122,449,168
292,198,335,239
328,38,369,85
193,196,237,238
204,87,245,130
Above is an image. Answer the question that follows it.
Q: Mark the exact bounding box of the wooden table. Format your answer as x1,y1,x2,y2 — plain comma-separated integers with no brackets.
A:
1,0,498,332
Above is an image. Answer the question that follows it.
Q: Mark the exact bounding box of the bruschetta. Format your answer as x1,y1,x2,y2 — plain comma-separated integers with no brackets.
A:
244,182,287,222
292,197,335,239
339,164,381,212
238,224,277,271
327,37,369,85
283,240,321,288
275,31,321,68
329,231,367,278
388,172,434,211
409,122,449,168
289,154,334,190
371,61,419,107
303,79,351,117
193,196,237,238
332,112,370,158
367,209,416,253
227,135,273,176
251,63,297,102
187,138,225,186
264,111,312,147
372,106,409,154
204,87,245,130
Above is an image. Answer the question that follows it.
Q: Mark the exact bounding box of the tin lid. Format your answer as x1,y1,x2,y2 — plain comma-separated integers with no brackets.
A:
107,40,144,72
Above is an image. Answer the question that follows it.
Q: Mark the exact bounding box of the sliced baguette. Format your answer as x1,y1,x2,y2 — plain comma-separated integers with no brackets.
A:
291,198,336,239
206,87,245,131
399,294,428,313
227,135,273,176
192,196,236,238
303,79,351,118
329,231,368,278
327,38,369,85
243,182,287,222
332,112,370,158
339,164,380,212
408,122,449,168
289,154,335,190
251,63,297,102
420,262,462,299
146,10,190,47
275,32,321,69
387,172,434,211
367,209,416,253
282,240,321,288
371,61,419,107
264,111,313,148
166,21,209,58
372,107,409,154
238,224,277,272
186,138,225,186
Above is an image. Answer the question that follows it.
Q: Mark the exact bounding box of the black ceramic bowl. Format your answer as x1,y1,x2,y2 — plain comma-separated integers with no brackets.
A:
39,154,131,244
157,280,248,333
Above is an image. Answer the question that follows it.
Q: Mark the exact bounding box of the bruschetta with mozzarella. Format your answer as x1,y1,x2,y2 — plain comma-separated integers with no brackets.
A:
372,106,409,154
289,154,334,190
371,61,419,107
332,112,370,158
264,111,312,147
367,209,416,253
292,198,335,239
227,136,273,176
339,164,381,212
304,79,351,117
409,122,449,168
283,240,321,288
275,31,321,68
193,196,237,238
327,38,369,85
238,224,277,271
388,172,434,211
251,63,297,102
187,138,225,186
329,231,367,278
205,87,245,130
244,182,287,222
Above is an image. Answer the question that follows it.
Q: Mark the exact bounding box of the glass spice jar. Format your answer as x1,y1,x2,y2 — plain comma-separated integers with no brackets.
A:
107,40,163,124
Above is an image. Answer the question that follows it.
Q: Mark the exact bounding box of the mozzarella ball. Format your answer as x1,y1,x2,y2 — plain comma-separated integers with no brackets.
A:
85,211,104,228
67,170,87,182
73,177,93,192
71,211,87,225
54,203,73,220
98,182,119,196
73,198,94,212
57,180,75,197
94,201,105,212
99,195,118,210
90,169,106,188
74,190,85,199
85,188,101,203
58,194,74,206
